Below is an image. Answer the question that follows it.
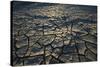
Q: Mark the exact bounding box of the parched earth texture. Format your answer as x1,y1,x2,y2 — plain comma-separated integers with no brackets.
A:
11,1,97,66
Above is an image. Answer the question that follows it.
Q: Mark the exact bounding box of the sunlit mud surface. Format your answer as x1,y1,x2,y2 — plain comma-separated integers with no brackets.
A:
11,1,97,66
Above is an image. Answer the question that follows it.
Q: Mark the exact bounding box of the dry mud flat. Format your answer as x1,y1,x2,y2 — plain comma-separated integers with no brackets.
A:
11,1,97,66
